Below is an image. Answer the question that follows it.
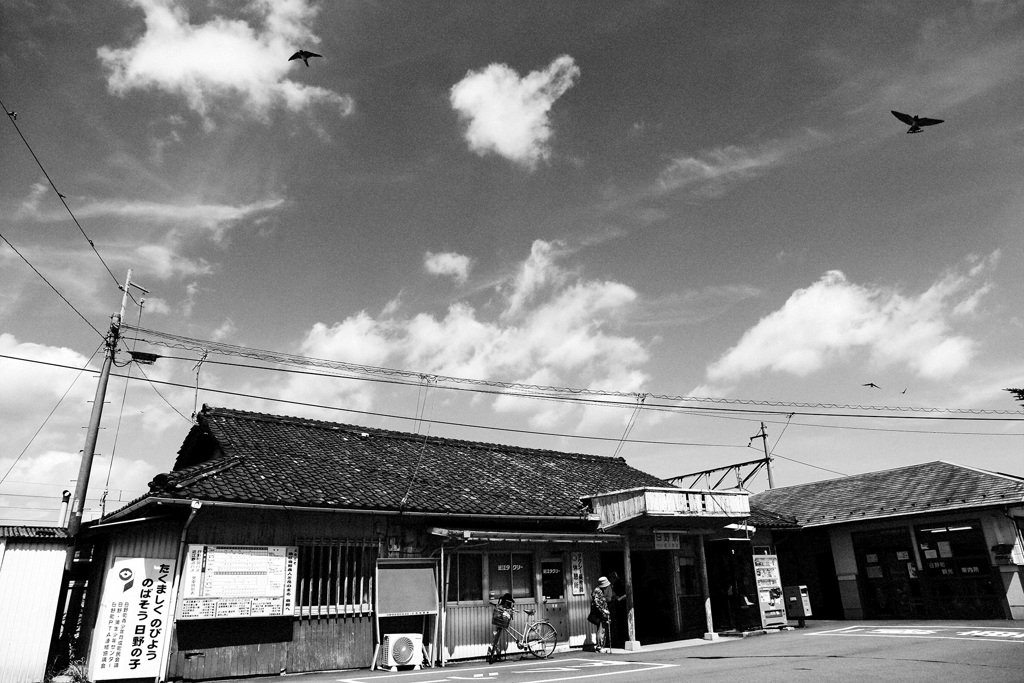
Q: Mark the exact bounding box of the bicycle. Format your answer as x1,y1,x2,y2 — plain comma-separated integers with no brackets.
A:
487,602,559,663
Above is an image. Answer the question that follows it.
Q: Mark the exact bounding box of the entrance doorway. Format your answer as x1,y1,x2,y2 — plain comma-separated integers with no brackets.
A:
629,551,675,645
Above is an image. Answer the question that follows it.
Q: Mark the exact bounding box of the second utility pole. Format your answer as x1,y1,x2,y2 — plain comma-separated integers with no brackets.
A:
750,421,775,489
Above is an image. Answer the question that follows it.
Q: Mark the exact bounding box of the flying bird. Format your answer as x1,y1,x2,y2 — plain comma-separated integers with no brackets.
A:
6,111,15,121
288,50,322,67
862,382,881,389
891,110,944,134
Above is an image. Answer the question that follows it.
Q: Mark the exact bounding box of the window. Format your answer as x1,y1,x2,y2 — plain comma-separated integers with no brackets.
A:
297,539,377,616
489,552,534,600
447,554,483,603
914,522,990,578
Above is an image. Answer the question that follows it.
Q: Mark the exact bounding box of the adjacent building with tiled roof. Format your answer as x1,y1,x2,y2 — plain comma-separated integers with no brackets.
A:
749,461,1024,622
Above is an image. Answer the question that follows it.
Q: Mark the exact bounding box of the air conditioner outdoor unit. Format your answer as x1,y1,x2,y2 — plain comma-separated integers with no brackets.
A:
381,633,423,670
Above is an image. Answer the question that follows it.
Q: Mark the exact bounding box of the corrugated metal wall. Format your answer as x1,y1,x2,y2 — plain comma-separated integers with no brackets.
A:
0,540,67,683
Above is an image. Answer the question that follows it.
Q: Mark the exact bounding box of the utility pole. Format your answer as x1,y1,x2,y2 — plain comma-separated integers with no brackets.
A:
749,421,775,489
66,270,147,540
52,270,147,670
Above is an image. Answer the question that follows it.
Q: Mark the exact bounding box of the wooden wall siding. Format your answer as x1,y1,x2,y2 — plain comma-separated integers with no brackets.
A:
592,488,749,529
441,547,602,659
188,507,380,547
288,615,374,672
296,539,377,617
161,511,383,679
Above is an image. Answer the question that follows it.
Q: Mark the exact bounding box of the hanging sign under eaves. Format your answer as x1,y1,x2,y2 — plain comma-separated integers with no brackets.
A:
177,544,298,619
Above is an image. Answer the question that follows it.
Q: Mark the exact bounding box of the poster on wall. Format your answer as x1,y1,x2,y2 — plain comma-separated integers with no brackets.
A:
570,552,585,595
177,544,298,619
89,556,176,681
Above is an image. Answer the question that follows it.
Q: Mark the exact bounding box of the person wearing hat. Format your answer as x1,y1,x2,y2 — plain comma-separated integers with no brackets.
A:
587,577,611,652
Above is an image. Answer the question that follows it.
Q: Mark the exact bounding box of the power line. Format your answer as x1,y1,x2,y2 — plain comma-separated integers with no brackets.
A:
0,231,105,339
0,344,102,485
770,450,850,477
4,353,1024,441
123,325,1024,417
2,98,120,286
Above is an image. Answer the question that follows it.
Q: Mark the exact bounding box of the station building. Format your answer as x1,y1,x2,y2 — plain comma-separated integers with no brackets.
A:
68,405,751,681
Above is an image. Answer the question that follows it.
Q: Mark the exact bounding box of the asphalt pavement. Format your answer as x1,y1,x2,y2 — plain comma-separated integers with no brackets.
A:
200,620,1024,683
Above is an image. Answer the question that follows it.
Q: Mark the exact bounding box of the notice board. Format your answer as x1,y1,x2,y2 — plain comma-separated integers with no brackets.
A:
177,544,298,620
376,558,439,617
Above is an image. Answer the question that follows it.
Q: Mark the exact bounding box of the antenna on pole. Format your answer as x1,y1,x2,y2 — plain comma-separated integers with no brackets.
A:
748,421,775,489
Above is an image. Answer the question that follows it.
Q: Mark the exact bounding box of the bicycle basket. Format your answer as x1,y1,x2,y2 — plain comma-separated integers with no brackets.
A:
491,606,513,627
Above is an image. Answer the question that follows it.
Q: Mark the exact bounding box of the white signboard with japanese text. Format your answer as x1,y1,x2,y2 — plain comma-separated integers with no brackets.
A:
90,556,176,680
177,544,298,619
570,552,585,595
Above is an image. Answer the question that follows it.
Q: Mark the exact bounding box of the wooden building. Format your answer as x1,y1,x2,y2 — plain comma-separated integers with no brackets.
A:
74,405,751,680
750,461,1024,621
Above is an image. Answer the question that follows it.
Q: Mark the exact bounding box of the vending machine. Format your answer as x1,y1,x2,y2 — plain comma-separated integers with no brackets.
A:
752,554,788,628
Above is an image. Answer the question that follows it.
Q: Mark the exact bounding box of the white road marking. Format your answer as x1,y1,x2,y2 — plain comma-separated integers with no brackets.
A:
811,625,1024,644
337,658,676,683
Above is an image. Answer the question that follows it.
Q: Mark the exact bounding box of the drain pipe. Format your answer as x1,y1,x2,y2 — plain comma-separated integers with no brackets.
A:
157,500,202,682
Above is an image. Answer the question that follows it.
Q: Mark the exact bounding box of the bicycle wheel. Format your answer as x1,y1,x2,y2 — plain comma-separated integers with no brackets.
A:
525,622,558,658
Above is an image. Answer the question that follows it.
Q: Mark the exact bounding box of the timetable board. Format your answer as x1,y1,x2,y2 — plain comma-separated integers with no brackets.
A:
177,544,298,620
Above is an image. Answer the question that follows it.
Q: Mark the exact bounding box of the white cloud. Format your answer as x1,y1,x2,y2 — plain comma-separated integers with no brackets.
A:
656,131,826,198
0,335,96,422
288,240,647,427
80,197,286,241
424,251,472,284
450,55,580,169
136,243,213,279
211,318,237,341
706,255,999,383
97,0,354,125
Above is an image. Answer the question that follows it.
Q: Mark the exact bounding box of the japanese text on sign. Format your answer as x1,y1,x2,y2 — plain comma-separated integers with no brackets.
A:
178,545,298,619
89,557,176,681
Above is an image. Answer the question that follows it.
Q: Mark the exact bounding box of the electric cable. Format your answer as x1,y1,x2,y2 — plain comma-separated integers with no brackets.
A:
0,231,105,339
2,97,120,287
0,344,103,485
122,325,1024,416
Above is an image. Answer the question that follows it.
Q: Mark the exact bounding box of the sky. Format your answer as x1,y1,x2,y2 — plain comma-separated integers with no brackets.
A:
1,0,1022,527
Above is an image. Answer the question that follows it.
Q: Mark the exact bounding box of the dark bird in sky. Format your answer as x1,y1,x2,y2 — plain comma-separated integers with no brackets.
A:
288,50,322,67
863,382,881,389
891,110,944,134
58,192,66,199
6,111,15,120
901,388,907,394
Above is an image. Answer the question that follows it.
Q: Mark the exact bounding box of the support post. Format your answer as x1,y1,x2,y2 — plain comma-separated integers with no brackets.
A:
621,536,641,651
697,534,718,640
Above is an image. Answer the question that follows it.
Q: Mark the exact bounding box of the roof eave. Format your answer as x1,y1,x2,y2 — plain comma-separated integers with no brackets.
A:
794,498,1024,528
99,495,596,524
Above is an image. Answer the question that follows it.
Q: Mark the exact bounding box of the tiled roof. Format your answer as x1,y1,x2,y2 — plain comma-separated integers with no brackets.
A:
145,405,672,519
751,460,1024,527
746,505,800,530
0,525,68,539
